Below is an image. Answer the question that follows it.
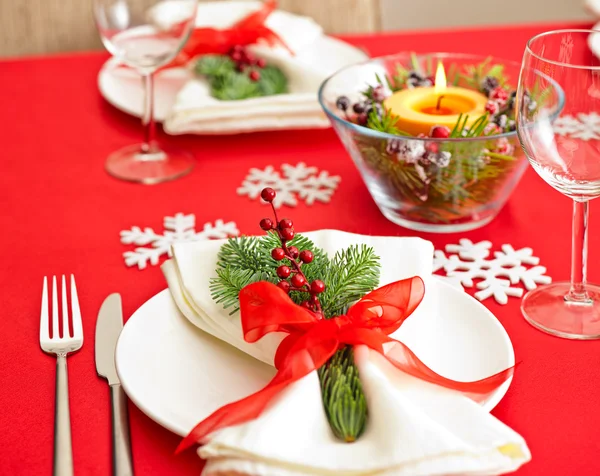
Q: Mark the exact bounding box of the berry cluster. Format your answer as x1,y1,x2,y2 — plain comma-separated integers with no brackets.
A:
335,83,388,126
228,45,267,82
479,75,518,133
259,187,326,313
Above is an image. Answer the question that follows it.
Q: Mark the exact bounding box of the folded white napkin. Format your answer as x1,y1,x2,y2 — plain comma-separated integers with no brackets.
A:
162,230,530,475
200,346,530,476
162,230,434,365
163,47,331,134
158,1,364,134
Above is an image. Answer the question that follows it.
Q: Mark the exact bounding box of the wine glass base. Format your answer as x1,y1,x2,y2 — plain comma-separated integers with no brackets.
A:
521,282,600,339
105,144,195,184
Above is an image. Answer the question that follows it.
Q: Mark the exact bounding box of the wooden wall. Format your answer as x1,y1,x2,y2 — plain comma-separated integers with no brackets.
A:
0,0,591,58
0,0,381,58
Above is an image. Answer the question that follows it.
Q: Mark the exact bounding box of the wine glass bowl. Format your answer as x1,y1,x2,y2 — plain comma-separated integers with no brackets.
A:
517,29,600,338
94,0,197,183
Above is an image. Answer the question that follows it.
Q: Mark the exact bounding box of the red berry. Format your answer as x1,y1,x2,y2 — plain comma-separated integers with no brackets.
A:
288,246,299,259
299,250,314,263
357,113,368,126
277,266,291,279
279,218,293,229
280,228,295,241
489,87,509,104
231,51,243,62
261,187,276,202
271,248,285,261
485,100,500,115
310,280,326,294
260,218,273,230
430,125,450,139
230,45,244,54
256,58,266,68
249,70,260,81
277,280,291,293
291,274,306,288
243,51,255,63
301,301,312,309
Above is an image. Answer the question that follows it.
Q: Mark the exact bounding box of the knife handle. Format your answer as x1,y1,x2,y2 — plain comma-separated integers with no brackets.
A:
110,384,134,476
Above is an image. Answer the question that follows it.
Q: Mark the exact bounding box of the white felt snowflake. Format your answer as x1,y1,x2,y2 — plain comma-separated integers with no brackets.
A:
433,239,552,305
120,214,239,270
237,162,341,208
553,113,600,141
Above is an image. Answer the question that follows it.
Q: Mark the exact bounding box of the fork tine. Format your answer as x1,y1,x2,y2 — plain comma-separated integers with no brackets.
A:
70,275,83,340
52,275,60,339
61,275,70,338
40,276,49,342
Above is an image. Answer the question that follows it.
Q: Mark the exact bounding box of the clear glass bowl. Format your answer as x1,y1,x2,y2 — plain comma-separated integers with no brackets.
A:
318,52,560,233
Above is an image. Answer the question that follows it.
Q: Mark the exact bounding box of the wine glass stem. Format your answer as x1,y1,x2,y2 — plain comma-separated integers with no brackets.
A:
141,72,156,154
567,199,591,303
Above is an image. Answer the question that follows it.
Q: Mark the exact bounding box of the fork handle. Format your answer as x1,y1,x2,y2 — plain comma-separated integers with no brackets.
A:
54,354,74,476
110,384,134,476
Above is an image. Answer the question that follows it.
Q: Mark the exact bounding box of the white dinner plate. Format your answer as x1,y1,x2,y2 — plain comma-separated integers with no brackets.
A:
97,35,367,124
115,278,514,437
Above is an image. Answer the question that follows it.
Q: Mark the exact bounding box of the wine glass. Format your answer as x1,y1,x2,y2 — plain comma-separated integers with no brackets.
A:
94,0,197,184
517,29,600,338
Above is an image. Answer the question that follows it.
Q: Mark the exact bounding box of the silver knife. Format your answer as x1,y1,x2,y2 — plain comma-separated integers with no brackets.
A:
96,294,134,476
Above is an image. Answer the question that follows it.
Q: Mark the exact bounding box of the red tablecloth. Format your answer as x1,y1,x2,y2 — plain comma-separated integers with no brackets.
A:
2,20,600,476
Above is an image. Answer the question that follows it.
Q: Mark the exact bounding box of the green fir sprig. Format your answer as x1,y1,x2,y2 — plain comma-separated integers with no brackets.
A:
210,233,381,442
194,55,288,101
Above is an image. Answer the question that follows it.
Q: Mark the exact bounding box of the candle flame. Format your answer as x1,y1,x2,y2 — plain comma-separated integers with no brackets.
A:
434,61,447,94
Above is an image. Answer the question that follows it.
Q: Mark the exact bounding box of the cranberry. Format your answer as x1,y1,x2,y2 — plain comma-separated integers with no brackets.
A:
231,51,243,62
280,228,295,241
310,280,326,294
277,266,291,279
299,250,313,263
260,187,276,202
236,63,247,72
256,58,266,68
249,70,261,81
259,218,273,231
288,246,299,259
372,85,386,102
279,218,293,229
353,102,366,113
271,248,285,261
291,274,306,288
430,125,450,139
485,100,500,116
301,301,312,309
357,113,368,126
489,87,509,104
277,280,291,293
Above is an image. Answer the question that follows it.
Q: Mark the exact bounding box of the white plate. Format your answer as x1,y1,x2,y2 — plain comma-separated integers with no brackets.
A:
98,35,367,124
116,278,514,437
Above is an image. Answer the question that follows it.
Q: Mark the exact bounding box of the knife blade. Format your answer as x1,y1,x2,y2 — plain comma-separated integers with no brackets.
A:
96,293,134,476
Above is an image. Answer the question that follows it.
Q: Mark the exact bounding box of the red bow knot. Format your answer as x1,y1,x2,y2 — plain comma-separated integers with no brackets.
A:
177,277,514,452
169,0,292,68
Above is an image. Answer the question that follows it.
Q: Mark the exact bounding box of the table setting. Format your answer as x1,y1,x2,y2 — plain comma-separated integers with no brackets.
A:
2,0,600,474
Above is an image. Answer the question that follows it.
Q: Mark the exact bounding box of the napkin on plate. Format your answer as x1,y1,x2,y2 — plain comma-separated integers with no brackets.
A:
162,230,434,365
157,1,361,134
162,230,530,475
200,346,530,476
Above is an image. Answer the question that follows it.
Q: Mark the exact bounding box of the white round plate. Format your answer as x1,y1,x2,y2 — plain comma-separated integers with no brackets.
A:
98,35,367,124
116,279,514,437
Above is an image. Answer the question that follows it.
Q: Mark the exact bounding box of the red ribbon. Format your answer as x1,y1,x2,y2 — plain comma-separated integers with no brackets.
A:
169,0,292,68
177,277,514,452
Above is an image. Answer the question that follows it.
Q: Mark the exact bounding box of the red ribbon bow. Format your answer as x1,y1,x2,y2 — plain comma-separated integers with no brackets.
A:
177,277,514,452
169,0,292,68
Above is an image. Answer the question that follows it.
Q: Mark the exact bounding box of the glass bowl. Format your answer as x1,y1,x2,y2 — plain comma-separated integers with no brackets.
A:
318,52,559,233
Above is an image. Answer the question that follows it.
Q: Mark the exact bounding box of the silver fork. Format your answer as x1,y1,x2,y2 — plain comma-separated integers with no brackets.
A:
40,275,83,476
